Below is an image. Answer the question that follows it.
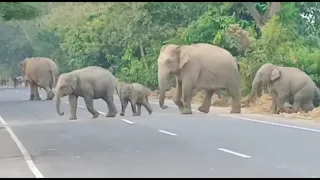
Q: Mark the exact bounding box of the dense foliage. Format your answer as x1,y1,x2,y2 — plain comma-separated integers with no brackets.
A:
0,2,319,95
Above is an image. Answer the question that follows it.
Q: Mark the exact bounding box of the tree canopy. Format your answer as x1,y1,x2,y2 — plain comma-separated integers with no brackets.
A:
0,2,319,95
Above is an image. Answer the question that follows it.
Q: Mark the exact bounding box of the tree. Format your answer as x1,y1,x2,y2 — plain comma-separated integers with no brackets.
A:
0,2,43,21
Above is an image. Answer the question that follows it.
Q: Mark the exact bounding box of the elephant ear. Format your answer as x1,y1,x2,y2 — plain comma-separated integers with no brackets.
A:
18,61,26,74
270,68,281,81
176,45,190,69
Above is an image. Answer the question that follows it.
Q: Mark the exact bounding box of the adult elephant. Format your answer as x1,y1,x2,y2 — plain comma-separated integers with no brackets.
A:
157,43,241,114
19,57,59,100
246,63,320,114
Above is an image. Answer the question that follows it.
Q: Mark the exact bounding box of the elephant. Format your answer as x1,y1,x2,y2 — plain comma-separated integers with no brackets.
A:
115,80,153,116
246,63,320,114
18,57,59,100
55,66,118,120
157,43,241,114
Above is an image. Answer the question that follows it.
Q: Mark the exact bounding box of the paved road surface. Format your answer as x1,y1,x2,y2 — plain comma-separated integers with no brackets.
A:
1,87,320,178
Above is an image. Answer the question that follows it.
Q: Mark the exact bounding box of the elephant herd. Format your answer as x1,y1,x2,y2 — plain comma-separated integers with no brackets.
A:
18,43,320,120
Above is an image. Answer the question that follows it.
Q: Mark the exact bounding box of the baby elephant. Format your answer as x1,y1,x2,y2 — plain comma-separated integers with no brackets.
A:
116,80,153,116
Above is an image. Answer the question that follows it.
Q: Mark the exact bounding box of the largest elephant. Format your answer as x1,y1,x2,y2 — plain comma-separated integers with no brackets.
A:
157,43,241,114
246,63,320,114
19,57,59,100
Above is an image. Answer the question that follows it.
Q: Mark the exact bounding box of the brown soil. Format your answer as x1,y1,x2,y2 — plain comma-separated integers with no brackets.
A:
150,88,320,120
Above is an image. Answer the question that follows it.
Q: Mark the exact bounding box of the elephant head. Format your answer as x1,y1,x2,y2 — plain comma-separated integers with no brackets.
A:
55,73,78,116
247,63,280,103
18,59,28,76
157,44,189,109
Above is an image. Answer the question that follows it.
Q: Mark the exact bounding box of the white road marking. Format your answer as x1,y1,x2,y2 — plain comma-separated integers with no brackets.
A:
121,119,134,124
158,130,177,136
221,114,320,134
59,134,72,140
149,100,320,133
217,148,251,159
0,116,44,178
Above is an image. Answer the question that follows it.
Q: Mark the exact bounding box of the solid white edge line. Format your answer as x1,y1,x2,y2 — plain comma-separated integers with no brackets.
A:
0,116,44,178
150,100,320,134
158,130,177,136
21,89,320,134
121,119,134,124
217,148,251,159
220,114,320,133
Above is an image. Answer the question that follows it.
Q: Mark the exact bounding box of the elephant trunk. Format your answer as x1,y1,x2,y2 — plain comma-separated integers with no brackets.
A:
55,91,64,116
158,68,169,109
247,74,263,104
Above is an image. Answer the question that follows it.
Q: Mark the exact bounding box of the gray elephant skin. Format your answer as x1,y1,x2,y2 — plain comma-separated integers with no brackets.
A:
115,80,153,116
55,66,118,120
157,43,241,114
19,57,59,100
247,63,320,114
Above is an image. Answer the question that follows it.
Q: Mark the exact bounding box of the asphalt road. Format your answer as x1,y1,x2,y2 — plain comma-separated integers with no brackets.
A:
1,87,320,178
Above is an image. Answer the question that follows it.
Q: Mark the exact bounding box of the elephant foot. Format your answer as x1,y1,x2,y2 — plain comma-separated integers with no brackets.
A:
92,112,100,119
133,112,141,116
29,95,35,100
181,108,193,115
148,110,153,115
46,91,55,100
69,116,77,120
197,105,210,114
230,107,241,114
106,111,117,118
34,97,41,100
120,112,125,116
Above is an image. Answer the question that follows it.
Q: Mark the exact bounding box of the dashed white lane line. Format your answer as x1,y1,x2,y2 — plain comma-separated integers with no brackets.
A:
121,119,135,124
0,116,44,178
158,130,178,136
221,114,320,134
217,148,251,159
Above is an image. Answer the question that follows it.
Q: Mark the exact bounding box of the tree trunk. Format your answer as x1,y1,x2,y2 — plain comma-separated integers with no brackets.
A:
242,2,281,28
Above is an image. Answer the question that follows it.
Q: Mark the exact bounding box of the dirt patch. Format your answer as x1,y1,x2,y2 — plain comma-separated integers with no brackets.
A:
243,93,320,120
150,88,320,120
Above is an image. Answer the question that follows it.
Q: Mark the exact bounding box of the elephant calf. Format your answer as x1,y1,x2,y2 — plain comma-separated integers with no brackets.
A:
247,63,320,114
115,80,153,116
55,66,118,120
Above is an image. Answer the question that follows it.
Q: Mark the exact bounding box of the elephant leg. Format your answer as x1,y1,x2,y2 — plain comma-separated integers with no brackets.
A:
33,84,41,100
69,94,78,120
44,87,55,100
29,83,35,100
227,86,241,114
301,101,314,113
130,99,138,116
271,91,289,114
136,103,142,116
83,96,99,118
198,90,214,113
119,98,129,116
173,78,183,112
181,83,193,115
102,95,117,117
142,96,153,115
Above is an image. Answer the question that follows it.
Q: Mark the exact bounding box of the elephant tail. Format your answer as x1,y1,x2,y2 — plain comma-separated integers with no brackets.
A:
49,70,56,89
233,57,241,72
